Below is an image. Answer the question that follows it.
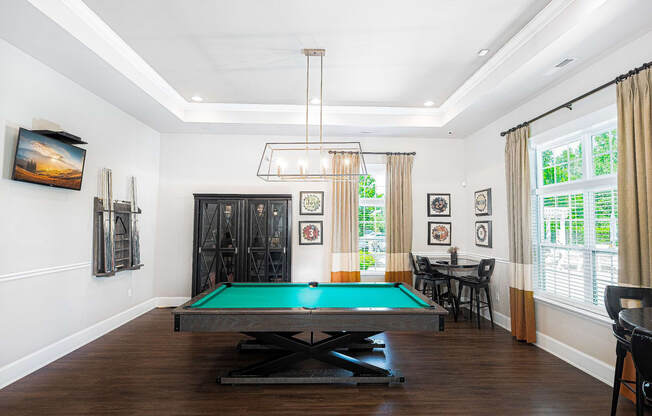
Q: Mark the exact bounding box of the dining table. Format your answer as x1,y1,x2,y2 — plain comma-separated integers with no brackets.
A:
618,307,652,332
426,256,481,273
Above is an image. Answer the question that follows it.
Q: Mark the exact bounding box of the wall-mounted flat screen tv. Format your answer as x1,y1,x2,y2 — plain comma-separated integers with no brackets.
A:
12,128,87,191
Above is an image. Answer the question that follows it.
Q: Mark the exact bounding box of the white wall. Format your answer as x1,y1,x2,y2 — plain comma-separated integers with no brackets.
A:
0,39,160,368
460,29,652,370
154,134,466,296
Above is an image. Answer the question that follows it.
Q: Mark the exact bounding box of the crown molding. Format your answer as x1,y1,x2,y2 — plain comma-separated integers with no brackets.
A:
438,0,578,124
27,0,186,119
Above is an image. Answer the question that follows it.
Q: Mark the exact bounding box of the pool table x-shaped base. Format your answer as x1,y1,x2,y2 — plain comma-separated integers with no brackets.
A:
219,331,402,385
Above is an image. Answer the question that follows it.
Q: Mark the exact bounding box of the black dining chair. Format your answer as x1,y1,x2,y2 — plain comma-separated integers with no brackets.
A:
605,285,652,416
456,258,495,329
416,256,458,321
632,327,652,416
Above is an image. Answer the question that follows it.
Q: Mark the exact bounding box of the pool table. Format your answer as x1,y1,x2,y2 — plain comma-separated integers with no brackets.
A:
173,282,447,384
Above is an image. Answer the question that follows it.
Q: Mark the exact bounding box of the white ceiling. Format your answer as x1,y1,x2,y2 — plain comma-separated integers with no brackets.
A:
1,0,652,137
82,0,549,107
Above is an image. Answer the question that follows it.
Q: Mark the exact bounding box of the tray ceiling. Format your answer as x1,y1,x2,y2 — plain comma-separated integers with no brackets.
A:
83,0,549,107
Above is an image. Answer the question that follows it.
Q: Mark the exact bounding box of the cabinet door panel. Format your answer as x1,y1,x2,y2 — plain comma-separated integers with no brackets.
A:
248,200,268,250
268,201,287,250
216,200,240,283
268,200,288,281
196,201,218,293
218,201,239,249
246,200,268,281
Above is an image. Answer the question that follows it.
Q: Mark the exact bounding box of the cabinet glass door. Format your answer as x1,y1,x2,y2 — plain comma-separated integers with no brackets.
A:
247,201,267,282
267,201,287,282
216,200,239,284
197,202,218,293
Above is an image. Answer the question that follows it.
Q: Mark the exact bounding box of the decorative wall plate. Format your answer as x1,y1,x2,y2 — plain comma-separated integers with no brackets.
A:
428,222,452,246
299,220,323,245
475,220,492,248
299,191,324,215
427,193,451,217
474,188,492,216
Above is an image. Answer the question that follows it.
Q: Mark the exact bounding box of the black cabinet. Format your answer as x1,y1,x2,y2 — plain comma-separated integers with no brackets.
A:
192,194,292,295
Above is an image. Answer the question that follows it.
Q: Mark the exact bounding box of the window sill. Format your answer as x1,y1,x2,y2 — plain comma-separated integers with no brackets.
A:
533,293,613,327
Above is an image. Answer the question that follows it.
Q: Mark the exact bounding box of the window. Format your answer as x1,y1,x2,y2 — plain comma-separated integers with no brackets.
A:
540,140,583,185
591,129,618,176
533,124,618,311
359,164,386,273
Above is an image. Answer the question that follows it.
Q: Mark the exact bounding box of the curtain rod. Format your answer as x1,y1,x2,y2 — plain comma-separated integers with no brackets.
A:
500,60,652,137
328,151,416,155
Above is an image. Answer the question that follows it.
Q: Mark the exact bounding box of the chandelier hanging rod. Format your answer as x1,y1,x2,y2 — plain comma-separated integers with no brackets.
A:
303,49,325,145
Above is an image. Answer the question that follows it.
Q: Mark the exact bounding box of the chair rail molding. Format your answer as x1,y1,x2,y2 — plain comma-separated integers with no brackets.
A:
0,262,91,284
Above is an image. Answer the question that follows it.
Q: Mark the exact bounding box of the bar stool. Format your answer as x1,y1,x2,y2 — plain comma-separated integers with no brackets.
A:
417,256,458,321
605,285,652,416
409,251,427,291
456,258,495,328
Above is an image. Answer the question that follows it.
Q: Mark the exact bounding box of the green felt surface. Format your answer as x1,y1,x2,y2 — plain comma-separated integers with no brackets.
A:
190,283,429,309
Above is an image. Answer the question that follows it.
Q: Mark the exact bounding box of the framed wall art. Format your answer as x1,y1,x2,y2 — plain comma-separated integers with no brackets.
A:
428,221,452,246
299,220,323,245
299,191,324,215
474,188,492,216
475,220,492,248
427,193,450,217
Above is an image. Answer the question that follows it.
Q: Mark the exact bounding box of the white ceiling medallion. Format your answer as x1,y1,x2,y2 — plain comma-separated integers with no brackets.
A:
257,49,367,182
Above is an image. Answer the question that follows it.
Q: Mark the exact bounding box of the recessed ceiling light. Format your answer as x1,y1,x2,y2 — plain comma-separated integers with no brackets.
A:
477,49,489,57
191,95,203,102
310,97,321,105
423,101,435,107
360,130,375,134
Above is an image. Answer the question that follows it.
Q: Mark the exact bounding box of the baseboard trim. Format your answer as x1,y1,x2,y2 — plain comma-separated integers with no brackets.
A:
534,331,614,387
0,298,157,390
157,297,190,308
474,307,614,387
0,296,193,390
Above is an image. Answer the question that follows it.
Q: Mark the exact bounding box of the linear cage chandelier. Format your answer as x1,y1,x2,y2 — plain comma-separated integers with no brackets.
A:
257,49,367,182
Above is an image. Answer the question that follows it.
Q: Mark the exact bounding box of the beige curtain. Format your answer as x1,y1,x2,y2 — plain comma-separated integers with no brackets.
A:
505,126,536,343
384,154,414,284
617,66,652,288
330,153,361,282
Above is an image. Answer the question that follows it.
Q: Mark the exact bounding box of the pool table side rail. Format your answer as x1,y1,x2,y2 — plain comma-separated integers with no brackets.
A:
173,282,447,315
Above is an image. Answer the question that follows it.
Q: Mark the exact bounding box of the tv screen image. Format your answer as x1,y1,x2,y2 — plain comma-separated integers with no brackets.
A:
12,128,87,190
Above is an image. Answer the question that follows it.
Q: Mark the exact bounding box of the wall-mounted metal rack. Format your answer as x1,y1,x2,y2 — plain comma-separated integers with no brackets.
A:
93,169,143,277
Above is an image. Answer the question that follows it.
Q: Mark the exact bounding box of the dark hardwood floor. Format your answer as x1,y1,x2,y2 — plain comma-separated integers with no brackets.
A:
0,308,641,415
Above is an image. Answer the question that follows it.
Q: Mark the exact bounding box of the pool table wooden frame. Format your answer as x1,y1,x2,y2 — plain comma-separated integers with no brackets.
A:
172,282,447,385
